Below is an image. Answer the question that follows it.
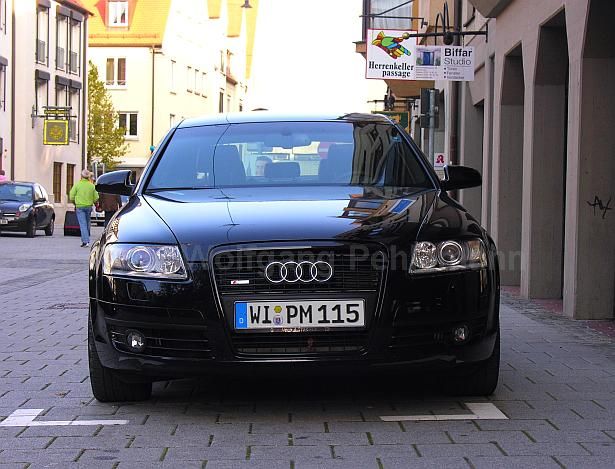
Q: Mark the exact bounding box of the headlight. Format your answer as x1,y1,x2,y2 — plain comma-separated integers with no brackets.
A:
18,203,32,213
102,244,187,279
411,239,487,274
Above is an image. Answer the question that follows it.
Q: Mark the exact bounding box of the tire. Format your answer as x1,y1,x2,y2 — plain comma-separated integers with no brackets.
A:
446,330,500,396
26,218,36,238
44,217,55,236
88,318,152,402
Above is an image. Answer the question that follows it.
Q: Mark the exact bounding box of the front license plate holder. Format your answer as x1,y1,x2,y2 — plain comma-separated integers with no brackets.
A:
234,300,366,331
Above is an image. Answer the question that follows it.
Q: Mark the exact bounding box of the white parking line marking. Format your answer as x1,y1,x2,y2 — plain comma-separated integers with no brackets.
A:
0,409,129,427
380,402,508,421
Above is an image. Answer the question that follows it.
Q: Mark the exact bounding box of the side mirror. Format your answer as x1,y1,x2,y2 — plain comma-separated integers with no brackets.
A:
440,165,482,191
96,170,135,196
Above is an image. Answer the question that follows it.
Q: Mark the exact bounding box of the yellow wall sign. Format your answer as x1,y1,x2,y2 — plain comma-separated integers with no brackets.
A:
43,120,69,145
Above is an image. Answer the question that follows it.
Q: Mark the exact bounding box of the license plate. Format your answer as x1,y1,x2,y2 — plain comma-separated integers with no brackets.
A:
234,300,365,330
0,219,7,225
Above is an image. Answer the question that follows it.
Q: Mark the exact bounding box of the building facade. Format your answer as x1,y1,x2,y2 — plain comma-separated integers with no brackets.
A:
84,0,258,174
1,0,90,222
357,0,615,320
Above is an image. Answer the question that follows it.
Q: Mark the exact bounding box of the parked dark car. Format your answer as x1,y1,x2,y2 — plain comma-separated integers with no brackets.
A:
88,112,500,402
0,181,55,237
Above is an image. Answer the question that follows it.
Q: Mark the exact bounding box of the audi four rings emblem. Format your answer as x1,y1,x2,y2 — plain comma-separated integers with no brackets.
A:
264,261,333,283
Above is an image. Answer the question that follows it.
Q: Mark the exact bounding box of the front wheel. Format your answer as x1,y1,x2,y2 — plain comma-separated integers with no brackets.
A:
25,218,36,238
88,318,152,402
446,330,500,396
44,218,55,236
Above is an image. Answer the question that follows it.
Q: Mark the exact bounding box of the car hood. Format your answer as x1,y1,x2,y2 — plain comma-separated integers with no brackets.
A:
0,200,25,212
139,186,437,260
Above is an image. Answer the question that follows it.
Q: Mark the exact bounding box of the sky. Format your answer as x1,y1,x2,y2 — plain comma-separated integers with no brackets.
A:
247,0,386,113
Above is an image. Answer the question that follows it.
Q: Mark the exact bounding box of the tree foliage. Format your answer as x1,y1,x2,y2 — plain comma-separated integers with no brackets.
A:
87,61,127,170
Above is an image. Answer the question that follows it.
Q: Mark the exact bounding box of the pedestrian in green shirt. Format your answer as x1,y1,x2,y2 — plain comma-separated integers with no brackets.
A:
69,169,99,247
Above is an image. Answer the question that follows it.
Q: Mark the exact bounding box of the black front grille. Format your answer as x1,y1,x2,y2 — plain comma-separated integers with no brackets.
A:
213,245,386,295
109,325,214,359
233,330,369,355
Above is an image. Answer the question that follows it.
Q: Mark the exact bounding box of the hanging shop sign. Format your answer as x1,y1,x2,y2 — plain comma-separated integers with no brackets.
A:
366,29,475,82
42,107,71,145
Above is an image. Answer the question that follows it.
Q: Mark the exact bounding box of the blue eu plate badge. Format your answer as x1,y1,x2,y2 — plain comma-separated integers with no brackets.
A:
235,302,248,329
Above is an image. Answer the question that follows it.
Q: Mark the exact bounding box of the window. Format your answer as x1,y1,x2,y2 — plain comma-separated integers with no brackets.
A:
0,65,6,111
239,101,243,112
226,50,232,76
108,1,128,27
56,15,68,70
186,66,192,92
169,114,176,127
194,69,199,95
227,94,232,113
170,60,176,92
35,78,48,113
52,162,62,203
36,6,49,65
34,184,44,201
56,84,68,106
68,88,80,142
69,19,81,75
201,71,207,97
146,122,432,190
118,112,138,138
218,90,224,113
105,57,126,86
40,185,50,202
66,164,75,198
1,0,6,33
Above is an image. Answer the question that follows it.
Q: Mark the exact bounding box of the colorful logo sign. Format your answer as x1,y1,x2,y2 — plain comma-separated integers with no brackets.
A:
372,31,412,59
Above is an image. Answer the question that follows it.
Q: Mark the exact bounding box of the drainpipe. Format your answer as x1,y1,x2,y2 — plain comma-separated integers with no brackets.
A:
9,0,16,179
150,46,155,148
449,0,462,167
81,18,88,170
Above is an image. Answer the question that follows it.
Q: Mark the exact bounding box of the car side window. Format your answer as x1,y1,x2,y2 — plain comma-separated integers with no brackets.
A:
40,186,50,201
34,185,44,201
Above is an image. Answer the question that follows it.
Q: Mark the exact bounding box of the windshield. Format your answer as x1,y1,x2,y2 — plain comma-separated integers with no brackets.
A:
0,184,33,202
146,121,432,191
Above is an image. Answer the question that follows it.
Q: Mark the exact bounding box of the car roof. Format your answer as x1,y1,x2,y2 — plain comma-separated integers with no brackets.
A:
0,181,35,186
178,111,393,128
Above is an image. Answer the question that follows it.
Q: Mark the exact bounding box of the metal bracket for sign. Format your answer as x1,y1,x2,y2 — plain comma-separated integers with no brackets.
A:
364,0,488,45
31,105,75,128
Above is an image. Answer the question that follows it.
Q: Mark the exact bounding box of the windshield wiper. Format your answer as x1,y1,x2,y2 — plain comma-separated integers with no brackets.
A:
0,198,21,202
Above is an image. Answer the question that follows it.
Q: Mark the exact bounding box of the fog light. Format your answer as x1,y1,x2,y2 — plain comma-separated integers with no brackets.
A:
125,330,146,353
453,325,469,343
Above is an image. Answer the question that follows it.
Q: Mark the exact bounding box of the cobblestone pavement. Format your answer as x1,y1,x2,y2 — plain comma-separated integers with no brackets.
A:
1,230,615,468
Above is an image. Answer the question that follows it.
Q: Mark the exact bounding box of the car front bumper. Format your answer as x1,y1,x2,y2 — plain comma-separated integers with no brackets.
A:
90,260,499,380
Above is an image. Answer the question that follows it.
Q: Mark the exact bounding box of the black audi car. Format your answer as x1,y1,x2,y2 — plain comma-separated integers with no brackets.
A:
0,181,55,237
89,112,500,402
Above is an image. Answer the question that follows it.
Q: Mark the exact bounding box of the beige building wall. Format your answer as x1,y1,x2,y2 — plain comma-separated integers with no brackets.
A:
0,0,12,174
461,0,615,320
9,0,89,223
